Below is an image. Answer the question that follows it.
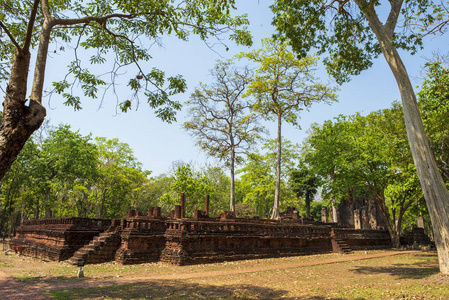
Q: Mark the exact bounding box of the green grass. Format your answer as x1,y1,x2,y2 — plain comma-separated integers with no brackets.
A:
2,250,448,299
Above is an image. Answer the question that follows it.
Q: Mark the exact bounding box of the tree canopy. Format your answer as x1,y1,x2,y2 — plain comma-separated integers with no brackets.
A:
240,37,337,219
0,0,252,181
271,0,449,274
183,59,264,212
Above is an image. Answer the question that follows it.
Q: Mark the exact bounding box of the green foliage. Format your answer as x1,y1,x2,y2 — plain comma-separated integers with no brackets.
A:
239,153,276,217
239,139,301,217
302,103,425,237
271,0,434,84
0,0,252,122
418,60,449,180
0,123,153,232
200,165,231,216
93,137,149,218
159,164,214,216
290,162,320,217
301,200,322,221
240,38,338,126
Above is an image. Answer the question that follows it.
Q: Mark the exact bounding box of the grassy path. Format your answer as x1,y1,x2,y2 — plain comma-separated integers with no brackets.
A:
36,250,420,292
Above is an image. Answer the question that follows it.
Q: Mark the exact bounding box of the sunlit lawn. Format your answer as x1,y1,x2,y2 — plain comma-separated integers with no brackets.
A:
1,249,448,299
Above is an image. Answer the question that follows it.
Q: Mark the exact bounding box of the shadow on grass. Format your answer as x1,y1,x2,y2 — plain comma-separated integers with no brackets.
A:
48,281,347,300
351,252,439,280
350,264,439,280
18,276,78,284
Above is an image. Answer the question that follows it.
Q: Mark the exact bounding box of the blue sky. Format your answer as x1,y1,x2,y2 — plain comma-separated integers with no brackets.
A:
23,1,449,176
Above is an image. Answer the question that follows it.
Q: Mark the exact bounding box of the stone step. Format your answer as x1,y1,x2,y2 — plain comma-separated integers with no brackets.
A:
91,241,105,247
66,232,120,265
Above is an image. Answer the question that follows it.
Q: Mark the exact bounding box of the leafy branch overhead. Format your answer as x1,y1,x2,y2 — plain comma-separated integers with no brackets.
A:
271,0,449,274
271,0,448,84
0,0,252,122
0,0,252,182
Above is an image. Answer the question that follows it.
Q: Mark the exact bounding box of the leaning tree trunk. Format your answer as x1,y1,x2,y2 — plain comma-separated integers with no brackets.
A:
364,7,449,273
271,113,282,219
0,50,45,181
0,13,50,182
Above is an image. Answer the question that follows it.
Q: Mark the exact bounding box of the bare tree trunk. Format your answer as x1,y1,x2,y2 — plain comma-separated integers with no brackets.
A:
99,189,107,219
44,190,52,218
375,195,395,247
362,4,449,273
271,113,282,219
330,166,338,223
230,146,236,212
306,195,311,219
394,209,405,248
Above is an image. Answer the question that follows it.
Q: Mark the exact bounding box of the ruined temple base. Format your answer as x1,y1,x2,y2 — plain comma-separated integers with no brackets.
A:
10,214,392,266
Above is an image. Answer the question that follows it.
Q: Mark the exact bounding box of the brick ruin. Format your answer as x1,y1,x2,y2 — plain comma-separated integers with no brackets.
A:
10,195,394,266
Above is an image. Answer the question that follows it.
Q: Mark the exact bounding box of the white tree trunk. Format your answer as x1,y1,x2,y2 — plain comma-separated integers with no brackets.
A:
230,146,236,212
363,6,449,273
271,113,282,219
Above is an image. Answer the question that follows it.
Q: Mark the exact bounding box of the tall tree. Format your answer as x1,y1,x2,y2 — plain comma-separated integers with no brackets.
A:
36,125,97,218
418,60,449,180
239,139,301,217
290,163,319,219
94,137,144,218
0,137,37,235
160,164,213,216
272,0,449,273
0,0,252,181
304,106,426,247
183,60,264,212
240,38,337,219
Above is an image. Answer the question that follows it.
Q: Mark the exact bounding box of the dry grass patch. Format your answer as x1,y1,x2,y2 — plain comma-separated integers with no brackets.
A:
1,250,448,299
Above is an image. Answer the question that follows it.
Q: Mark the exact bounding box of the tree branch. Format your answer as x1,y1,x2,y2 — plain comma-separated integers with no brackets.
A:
0,21,21,52
23,0,41,53
419,18,449,38
385,0,403,36
53,13,139,26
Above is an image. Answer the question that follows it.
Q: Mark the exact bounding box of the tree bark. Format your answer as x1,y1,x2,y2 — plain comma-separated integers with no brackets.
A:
375,194,395,247
306,195,311,218
361,3,449,273
330,166,339,223
44,189,52,218
99,189,107,219
230,146,236,212
0,11,51,182
271,113,283,219
0,50,46,181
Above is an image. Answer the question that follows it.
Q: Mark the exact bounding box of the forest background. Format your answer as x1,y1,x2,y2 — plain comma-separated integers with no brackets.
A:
0,0,448,247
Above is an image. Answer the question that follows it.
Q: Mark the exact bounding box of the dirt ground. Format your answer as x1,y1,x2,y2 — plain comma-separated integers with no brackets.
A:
1,249,448,299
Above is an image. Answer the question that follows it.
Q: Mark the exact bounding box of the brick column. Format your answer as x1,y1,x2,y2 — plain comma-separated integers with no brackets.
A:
154,207,161,218
205,194,210,216
174,205,182,219
180,193,186,218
